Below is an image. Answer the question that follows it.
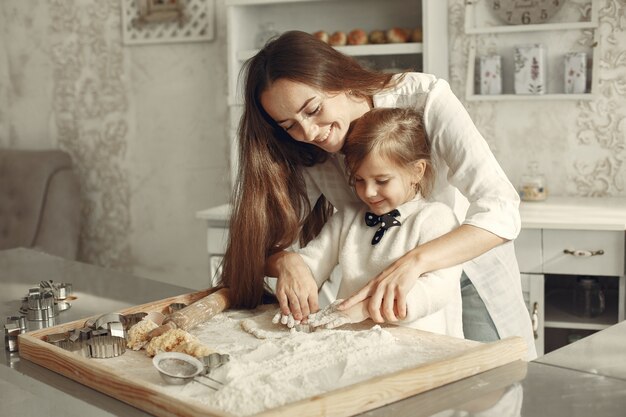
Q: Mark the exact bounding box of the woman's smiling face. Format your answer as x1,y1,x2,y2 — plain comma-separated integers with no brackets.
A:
260,79,368,154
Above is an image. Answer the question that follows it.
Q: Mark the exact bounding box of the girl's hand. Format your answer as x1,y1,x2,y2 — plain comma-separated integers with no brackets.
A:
269,251,320,321
308,299,369,329
338,252,421,323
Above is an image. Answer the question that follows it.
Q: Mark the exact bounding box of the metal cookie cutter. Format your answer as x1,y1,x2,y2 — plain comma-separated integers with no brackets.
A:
167,303,187,315
153,352,227,390
26,288,57,321
57,340,91,358
200,352,230,373
94,313,127,339
87,335,126,359
123,312,148,330
4,324,20,352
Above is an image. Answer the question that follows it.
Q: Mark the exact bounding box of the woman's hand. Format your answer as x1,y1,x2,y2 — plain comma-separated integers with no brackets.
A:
339,251,421,322
267,251,320,321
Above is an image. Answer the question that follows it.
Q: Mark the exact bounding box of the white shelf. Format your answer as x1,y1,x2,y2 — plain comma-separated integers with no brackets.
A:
466,93,596,102
464,1,600,101
466,21,598,35
464,0,599,34
236,42,424,61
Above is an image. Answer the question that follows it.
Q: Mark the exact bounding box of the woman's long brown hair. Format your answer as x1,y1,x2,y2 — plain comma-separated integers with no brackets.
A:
220,31,395,308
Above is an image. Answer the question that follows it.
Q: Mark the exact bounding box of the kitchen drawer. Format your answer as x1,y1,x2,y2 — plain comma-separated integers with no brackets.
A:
515,229,542,273
543,230,625,276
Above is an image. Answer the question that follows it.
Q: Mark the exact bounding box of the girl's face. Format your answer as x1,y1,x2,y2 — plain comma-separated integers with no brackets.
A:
260,79,370,154
353,153,424,215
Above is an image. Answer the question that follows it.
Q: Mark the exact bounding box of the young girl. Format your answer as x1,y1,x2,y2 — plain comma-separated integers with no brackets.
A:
287,108,463,336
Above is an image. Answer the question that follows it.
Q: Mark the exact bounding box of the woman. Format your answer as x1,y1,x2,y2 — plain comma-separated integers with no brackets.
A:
220,30,536,359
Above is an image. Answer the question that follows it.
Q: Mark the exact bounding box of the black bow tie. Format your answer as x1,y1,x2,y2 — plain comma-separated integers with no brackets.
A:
364,209,401,245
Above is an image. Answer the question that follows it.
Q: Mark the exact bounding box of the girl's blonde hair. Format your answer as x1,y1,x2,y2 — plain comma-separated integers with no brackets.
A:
343,107,434,198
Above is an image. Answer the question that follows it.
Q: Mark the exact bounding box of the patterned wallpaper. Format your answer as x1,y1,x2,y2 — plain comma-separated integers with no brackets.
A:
1,0,229,287
49,0,133,269
448,0,626,197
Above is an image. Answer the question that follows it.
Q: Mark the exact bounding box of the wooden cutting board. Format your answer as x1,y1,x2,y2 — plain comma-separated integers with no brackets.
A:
18,289,527,417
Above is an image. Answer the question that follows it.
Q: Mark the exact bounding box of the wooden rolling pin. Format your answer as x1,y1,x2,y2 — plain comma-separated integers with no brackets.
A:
147,287,230,339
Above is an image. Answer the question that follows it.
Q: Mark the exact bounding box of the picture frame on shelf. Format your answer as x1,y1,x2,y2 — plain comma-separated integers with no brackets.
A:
134,0,187,27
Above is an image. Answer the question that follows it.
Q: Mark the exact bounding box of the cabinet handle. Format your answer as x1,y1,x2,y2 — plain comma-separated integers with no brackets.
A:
563,249,604,257
531,302,539,339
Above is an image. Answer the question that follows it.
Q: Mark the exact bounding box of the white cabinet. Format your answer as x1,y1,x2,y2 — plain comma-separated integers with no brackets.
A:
463,0,599,101
225,0,449,185
196,204,230,286
515,197,626,356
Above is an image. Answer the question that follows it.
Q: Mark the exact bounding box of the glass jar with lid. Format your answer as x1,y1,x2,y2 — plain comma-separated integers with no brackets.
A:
519,161,547,202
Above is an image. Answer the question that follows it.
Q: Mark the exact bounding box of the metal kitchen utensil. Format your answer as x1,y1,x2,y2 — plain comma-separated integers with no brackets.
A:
153,352,205,385
153,352,225,389
123,312,148,329
4,323,20,352
167,303,187,314
87,335,126,358
200,352,230,373
57,340,91,358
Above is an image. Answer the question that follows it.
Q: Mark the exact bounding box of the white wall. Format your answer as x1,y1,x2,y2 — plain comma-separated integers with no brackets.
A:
448,0,626,197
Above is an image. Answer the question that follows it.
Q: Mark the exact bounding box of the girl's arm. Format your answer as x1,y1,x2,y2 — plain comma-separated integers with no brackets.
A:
266,207,346,321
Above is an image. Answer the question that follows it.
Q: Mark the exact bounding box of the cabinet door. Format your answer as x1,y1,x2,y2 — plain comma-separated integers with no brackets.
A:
515,229,542,273
521,273,545,356
543,230,625,276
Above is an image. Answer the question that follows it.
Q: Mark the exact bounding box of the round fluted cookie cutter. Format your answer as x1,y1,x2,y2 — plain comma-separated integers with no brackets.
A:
87,335,126,358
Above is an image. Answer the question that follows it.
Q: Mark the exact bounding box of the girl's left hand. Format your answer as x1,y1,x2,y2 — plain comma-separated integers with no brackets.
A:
338,253,421,322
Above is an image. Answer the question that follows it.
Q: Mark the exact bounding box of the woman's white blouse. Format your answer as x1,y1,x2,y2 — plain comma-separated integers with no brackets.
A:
302,72,536,359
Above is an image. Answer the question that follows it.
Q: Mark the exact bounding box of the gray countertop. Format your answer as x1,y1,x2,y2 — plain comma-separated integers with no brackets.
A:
536,320,626,381
2,248,626,417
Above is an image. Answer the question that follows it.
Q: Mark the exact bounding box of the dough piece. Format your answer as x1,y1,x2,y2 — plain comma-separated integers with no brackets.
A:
313,30,329,43
369,30,387,44
328,31,347,46
173,341,215,358
241,318,294,340
347,29,368,45
126,318,159,351
410,27,423,43
386,27,409,43
145,328,212,358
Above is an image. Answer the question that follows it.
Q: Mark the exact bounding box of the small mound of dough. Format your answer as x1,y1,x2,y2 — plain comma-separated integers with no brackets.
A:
126,318,159,351
145,328,214,358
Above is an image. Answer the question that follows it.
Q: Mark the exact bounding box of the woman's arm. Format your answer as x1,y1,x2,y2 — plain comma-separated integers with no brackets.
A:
341,224,504,322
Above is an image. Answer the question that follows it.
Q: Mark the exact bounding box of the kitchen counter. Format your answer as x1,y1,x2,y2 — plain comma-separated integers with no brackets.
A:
535,320,626,380
2,248,626,417
520,196,626,230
